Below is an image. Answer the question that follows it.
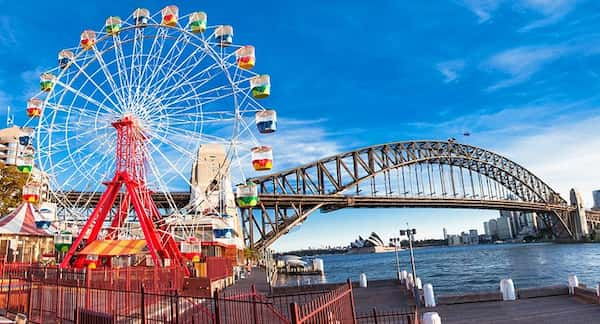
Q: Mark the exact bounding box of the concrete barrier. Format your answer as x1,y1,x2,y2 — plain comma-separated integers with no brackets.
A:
517,285,569,299
359,273,368,288
424,283,436,307
422,312,442,324
568,275,579,295
437,291,503,305
574,286,598,304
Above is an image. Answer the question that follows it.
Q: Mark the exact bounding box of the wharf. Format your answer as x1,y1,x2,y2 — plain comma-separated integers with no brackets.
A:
431,294,600,324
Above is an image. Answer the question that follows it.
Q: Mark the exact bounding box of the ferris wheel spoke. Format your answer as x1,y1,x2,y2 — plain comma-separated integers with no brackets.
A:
138,31,191,103
134,27,169,103
146,139,194,188
154,123,229,143
148,42,211,100
92,47,127,108
150,58,224,108
53,79,119,116
52,64,122,115
112,34,133,105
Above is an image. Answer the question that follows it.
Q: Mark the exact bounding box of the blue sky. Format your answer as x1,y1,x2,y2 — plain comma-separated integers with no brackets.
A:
0,1,599,251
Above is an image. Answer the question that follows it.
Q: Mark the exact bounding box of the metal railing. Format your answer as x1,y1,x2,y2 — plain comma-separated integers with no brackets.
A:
289,280,356,324
356,308,417,324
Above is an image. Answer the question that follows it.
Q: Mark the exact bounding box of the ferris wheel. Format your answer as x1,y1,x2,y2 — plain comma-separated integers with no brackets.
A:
22,6,277,245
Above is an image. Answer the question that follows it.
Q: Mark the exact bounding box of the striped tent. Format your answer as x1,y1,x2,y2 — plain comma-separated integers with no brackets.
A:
0,203,52,236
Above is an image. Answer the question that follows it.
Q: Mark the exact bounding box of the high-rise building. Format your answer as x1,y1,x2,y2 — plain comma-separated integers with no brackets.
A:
443,228,447,240
461,232,470,245
489,219,497,237
500,210,522,237
469,229,479,244
0,126,33,166
484,222,491,236
496,216,513,240
593,190,600,211
448,235,462,246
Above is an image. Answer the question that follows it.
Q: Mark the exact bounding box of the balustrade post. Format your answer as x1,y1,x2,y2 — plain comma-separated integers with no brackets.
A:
6,274,11,313
290,302,300,324
372,308,378,324
252,284,259,324
214,289,221,324
174,290,179,324
347,279,357,324
140,285,146,324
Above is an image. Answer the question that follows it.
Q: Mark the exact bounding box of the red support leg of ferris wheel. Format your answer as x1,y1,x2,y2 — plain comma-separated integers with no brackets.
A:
59,115,187,273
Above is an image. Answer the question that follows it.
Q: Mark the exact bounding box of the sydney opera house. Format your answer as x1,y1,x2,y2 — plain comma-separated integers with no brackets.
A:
348,232,398,254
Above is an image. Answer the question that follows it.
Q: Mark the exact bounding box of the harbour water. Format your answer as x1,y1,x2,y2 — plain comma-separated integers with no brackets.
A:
275,243,600,294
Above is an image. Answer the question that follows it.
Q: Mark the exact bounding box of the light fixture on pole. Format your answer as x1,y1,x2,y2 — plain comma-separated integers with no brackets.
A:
390,237,401,280
400,225,419,307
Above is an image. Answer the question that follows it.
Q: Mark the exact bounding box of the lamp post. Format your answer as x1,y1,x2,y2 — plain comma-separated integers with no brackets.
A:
390,237,401,280
400,225,419,307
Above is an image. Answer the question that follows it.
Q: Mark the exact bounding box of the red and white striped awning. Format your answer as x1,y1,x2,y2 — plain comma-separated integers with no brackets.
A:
0,203,52,236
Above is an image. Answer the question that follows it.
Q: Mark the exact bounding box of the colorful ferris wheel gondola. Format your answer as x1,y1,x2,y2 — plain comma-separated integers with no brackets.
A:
26,98,42,118
189,12,207,33
236,182,258,208
58,50,75,69
256,110,277,134
250,74,270,98
236,46,255,70
40,73,55,92
22,182,40,203
161,5,179,26
80,30,96,50
180,237,202,262
105,16,122,35
215,25,234,46
133,8,150,26
251,146,273,171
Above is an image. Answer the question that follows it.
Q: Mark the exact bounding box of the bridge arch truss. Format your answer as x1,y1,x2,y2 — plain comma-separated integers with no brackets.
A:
243,141,574,249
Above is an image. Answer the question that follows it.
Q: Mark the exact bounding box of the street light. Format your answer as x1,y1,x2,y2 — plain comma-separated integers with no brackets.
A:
389,237,401,280
400,225,419,307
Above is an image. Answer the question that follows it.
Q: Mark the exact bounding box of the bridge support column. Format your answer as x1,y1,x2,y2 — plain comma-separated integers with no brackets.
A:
570,188,589,240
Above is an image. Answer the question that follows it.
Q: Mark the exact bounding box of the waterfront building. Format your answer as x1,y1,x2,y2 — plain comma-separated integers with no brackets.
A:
0,126,33,166
443,228,447,240
593,190,600,211
483,221,490,236
469,229,479,244
348,232,395,253
448,235,462,246
496,216,513,240
460,232,470,245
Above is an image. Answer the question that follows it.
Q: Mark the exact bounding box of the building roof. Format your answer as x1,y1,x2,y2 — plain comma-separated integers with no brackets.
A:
0,203,52,236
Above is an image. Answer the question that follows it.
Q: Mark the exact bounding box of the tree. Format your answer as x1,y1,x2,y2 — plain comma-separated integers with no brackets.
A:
0,164,28,215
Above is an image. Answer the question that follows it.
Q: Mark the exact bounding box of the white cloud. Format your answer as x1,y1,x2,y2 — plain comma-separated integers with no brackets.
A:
461,0,501,22
460,0,579,29
495,115,600,207
436,60,466,83
484,45,569,90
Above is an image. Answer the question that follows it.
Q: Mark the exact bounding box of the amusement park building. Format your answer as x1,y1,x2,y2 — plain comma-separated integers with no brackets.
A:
188,144,245,264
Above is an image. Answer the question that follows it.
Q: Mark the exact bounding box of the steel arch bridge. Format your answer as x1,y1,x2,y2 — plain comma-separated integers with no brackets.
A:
242,140,576,249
